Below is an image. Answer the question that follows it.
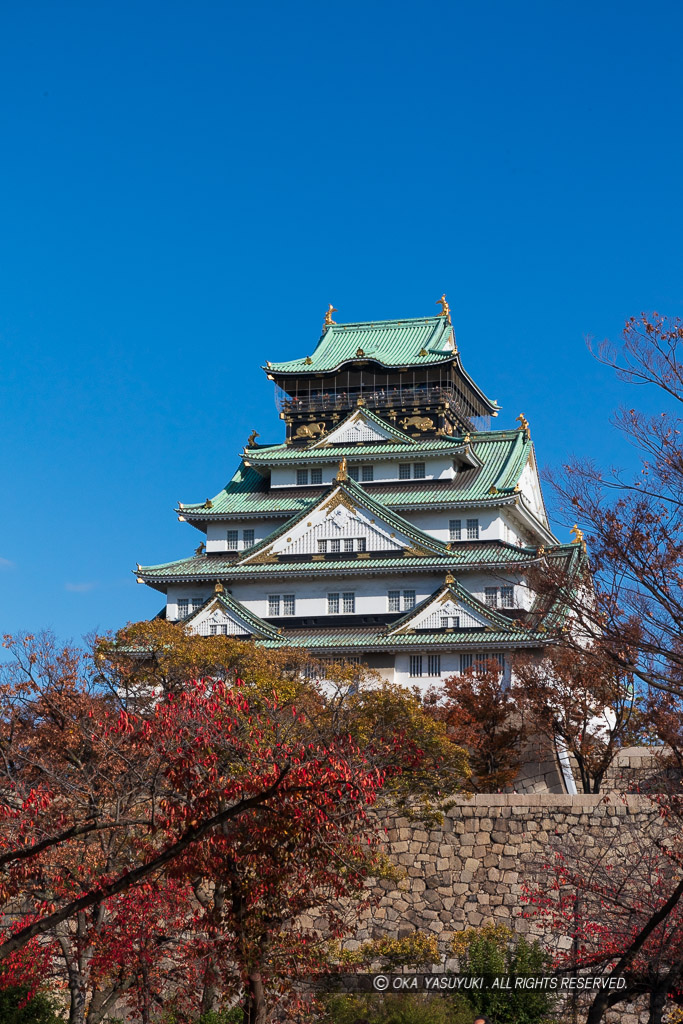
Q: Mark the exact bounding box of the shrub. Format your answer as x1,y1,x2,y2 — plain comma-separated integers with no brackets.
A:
323,992,472,1024
0,986,63,1024
451,923,556,1024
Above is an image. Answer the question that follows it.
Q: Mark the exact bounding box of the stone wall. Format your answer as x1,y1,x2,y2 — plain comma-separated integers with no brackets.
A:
342,784,666,1024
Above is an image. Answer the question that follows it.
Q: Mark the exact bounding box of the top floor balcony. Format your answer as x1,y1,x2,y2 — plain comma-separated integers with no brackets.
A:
274,383,492,432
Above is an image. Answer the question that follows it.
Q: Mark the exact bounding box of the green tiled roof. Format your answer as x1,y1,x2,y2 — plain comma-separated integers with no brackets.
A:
266,316,458,374
245,438,469,463
257,627,541,650
179,430,532,518
136,541,541,585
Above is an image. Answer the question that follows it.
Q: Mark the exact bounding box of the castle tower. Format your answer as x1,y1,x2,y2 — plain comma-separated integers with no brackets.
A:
136,307,581,688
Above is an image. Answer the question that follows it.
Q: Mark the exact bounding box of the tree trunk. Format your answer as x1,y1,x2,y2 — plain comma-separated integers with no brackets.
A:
649,983,668,1024
243,972,267,1024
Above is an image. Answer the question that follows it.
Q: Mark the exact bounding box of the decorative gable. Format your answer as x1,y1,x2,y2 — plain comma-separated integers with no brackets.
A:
387,580,513,635
310,408,412,448
239,482,446,563
182,594,280,639
262,493,409,556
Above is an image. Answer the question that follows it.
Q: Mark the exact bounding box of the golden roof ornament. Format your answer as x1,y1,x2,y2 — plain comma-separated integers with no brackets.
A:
336,457,348,482
436,293,452,323
214,582,224,594
195,542,205,556
570,524,584,546
324,304,338,326
462,431,471,446
444,572,455,585
516,413,530,433
247,429,260,447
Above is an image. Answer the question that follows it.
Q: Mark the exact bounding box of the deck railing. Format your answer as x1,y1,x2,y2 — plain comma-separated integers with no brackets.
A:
275,383,490,426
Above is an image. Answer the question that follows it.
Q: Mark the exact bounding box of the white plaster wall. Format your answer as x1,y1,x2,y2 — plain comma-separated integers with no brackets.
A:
405,508,503,543
270,456,456,489
394,651,512,690
206,518,283,553
518,458,547,523
231,573,440,619
165,584,214,621
164,565,535,622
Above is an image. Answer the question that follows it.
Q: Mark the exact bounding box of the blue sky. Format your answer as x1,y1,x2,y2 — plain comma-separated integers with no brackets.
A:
1,0,681,644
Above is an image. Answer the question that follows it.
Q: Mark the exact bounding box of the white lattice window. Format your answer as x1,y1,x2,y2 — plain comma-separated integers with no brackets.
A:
342,592,355,613
449,519,461,541
441,615,460,629
296,469,308,485
399,463,411,479
311,468,323,485
177,598,189,619
413,463,425,479
318,539,328,553
330,539,341,553
501,585,514,608
402,590,416,610
328,593,340,614
348,466,360,481
484,587,498,608
282,595,295,616
427,655,441,677
409,655,423,677
388,590,401,612
227,530,239,550
466,518,479,539
242,529,254,547
191,597,203,612
357,537,366,552
209,623,218,635
344,538,354,553
268,595,280,616
361,465,374,482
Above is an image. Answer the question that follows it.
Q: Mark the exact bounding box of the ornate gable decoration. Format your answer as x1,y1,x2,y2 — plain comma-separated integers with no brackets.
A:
310,408,412,448
239,484,427,562
183,596,275,639
388,583,510,636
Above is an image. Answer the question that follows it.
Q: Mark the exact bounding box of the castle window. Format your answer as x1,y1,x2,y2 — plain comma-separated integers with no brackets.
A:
296,469,308,486
344,538,354,552
501,585,514,608
330,539,341,553
402,590,416,610
177,598,189,619
413,463,425,479
388,590,401,612
427,655,441,677
226,530,239,550
348,466,360,481
242,529,255,547
399,464,411,480
190,597,203,612
357,537,367,552
484,587,498,608
328,593,340,614
209,623,218,635
361,465,374,482
318,539,328,553
268,595,280,616
466,518,479,540
311,468,323,485
409,655,423,677
342,592,355,613
449,519,462,541
282,595,296,616
441,615,460,629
